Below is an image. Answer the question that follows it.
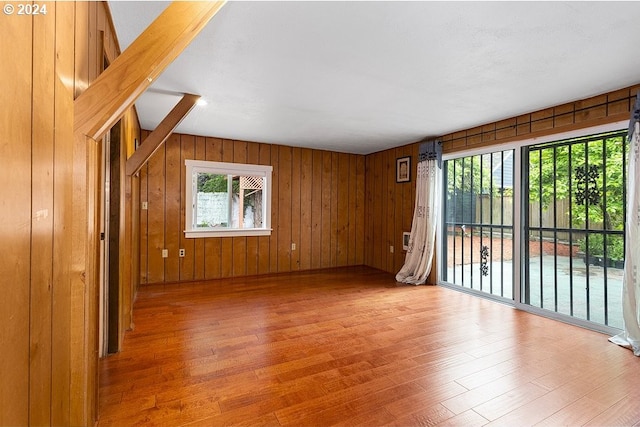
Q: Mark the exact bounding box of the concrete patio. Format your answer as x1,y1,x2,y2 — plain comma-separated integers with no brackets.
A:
446,254,624,330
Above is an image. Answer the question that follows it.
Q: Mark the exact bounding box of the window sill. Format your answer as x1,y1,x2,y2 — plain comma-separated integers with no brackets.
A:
184,228,272,238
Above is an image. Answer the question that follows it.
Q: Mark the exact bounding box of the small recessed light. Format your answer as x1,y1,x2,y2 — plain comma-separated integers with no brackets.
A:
197,99,208,107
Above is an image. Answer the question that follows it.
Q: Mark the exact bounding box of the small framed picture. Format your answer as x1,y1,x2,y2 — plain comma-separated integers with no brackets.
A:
402,232,411,251
396,156,411,183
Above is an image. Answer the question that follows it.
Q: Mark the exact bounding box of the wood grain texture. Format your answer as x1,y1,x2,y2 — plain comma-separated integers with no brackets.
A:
30,5,55,424
98,267,640,426
164,133,182,282
180,134,196,282
0,8,32,426
140,135,366,284
146,143,166,284
299,148,313,271
277,145,292,272
0,2,139,425
75,1,226,140
290,147,302,271
125,94,200,176
54,2,76,425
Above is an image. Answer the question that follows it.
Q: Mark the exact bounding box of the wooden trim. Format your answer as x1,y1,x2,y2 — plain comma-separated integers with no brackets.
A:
74,1,226,140
125,94,200,176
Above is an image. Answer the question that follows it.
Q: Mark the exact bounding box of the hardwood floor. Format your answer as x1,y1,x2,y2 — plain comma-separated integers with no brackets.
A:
98,266,640,426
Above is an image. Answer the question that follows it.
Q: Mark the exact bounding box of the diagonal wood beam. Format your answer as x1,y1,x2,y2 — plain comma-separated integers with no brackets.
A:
125,94,200,176
74,1,226,141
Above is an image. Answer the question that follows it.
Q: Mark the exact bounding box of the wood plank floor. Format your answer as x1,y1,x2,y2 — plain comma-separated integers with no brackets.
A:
98,266,640,426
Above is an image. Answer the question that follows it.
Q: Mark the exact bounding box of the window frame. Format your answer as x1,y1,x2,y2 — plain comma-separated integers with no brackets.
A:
184,159,273,238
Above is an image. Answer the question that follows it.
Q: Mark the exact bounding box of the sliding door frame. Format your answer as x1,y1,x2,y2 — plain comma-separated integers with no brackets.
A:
438,119,627,336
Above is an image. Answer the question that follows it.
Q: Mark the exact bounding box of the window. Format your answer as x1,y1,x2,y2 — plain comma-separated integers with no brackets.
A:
185,160,272,238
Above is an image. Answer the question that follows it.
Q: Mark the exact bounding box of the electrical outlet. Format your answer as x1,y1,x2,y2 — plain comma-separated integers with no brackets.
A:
162,249,168,258
179,248,185,257
142,201,148,210
390,245,394,253
291,243,296,251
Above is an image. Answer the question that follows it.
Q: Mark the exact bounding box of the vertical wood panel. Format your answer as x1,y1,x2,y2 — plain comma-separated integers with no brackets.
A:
179,134,196,282
139,157,149,285
347,155,357,266
290,147,301,271
129,173,140,313
245,143,260,276
88,1,98,83
233,140,247,277
164,134,181,282
394,149,405,273
0,10,32,426
269,146,279,273
74,1,89,97
330,152,339,267
386,151,395,273
321,152,332,268
299,148,313,270
193,136,206,281
337,153,349,267
136,133,374,284
204,137,222,280
379,152,387,270
372,153,383,269
278,145,292,272
311,150,323,270
30,7,55,424
146,144,166,284
258,144,271,275
52,2,74,424
355,155,365,265
221,139,234,277
364,156,372,266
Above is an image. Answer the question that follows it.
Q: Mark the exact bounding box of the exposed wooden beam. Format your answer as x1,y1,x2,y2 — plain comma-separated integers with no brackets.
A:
74,1,226,141
125,94,200,176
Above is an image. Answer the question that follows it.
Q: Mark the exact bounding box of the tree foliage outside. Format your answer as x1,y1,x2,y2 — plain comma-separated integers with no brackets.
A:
528,132,627,231
445,151,514,227
528,130,628,260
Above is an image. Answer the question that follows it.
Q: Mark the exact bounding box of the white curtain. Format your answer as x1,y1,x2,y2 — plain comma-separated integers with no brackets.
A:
609,120,640,356
396,158,441,285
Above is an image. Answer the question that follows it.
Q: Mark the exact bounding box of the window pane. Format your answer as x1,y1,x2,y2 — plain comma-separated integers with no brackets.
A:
523,130,627,328
442,150,514,299
195,172,229,228
232,175,264,229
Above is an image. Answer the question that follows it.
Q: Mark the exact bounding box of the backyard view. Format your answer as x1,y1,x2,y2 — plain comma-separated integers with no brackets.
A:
443,129,628,330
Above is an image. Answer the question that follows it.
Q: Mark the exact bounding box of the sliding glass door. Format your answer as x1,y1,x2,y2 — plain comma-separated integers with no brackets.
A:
442,150,514,300
441,128,628,332
523,130,627,329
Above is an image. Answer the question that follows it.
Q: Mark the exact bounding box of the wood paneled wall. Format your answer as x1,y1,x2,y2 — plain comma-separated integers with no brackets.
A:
442,86,640,153
138,133,365,284
0,2,139,425
364,85,640,280
364,145,420,275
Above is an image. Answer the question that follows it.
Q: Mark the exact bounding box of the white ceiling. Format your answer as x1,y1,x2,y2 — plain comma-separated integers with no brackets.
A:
108,1,640,155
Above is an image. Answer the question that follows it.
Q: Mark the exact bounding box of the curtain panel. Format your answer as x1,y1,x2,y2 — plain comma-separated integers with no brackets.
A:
609,95,640,356
396,141,442,285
